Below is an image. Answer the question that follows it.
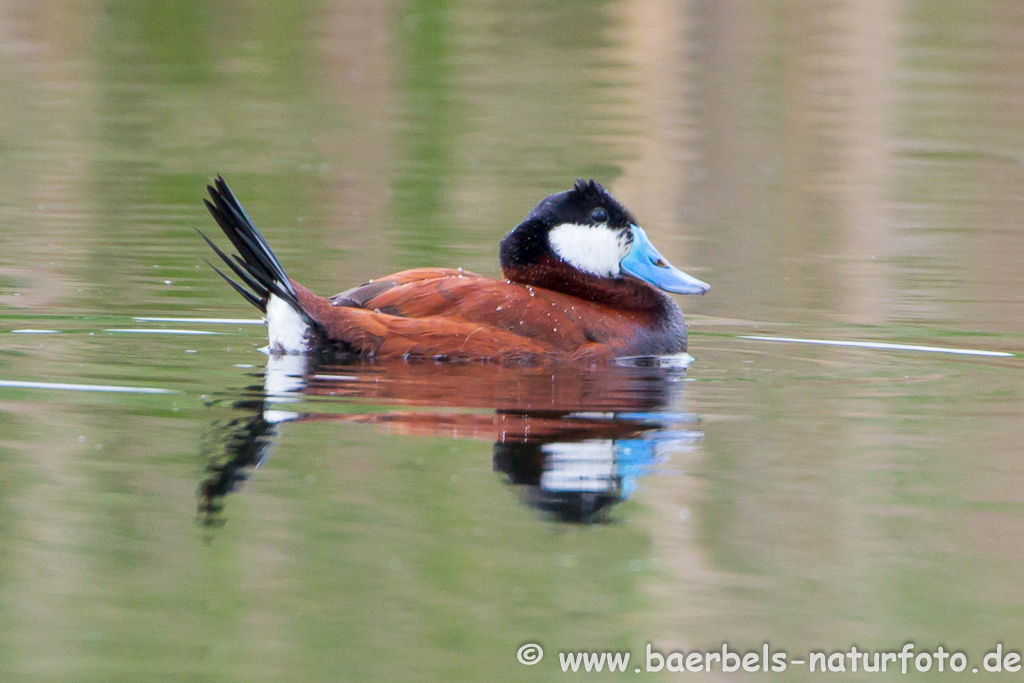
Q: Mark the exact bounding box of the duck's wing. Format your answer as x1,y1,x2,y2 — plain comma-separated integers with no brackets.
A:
315,270,620,360
330,268,483,308
296,281,561,360
330,269,537,324
332,274,591,343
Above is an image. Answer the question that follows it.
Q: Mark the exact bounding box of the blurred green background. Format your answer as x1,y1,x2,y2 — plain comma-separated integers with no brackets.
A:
2,0,1024,680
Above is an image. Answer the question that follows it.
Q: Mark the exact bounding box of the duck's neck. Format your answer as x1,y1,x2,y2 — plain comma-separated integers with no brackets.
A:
502,254,671,312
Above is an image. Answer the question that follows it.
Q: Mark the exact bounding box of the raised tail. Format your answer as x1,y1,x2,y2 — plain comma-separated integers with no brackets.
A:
198,176,320,352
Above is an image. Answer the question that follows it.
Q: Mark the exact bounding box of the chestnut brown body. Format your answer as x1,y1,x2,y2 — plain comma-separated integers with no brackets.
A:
294,266,686,362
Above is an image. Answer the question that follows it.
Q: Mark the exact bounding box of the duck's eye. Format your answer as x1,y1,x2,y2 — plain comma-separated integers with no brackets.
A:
653,258,668,268
590,207,608,223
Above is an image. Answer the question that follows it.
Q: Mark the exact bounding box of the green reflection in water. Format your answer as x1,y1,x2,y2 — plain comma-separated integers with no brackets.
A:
392,0,460,267
92,0,331,312
390,0,630,270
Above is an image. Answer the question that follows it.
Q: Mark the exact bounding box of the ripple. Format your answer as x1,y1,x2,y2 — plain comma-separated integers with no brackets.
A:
134,317,264,325
105,329,222,335
0,379,176,394
740,336,1015,358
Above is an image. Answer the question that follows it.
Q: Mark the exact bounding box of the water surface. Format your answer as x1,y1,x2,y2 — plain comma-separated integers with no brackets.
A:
2,1,1024,680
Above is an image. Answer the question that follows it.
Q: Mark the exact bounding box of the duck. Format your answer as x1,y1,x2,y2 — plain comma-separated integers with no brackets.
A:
197,176,709,362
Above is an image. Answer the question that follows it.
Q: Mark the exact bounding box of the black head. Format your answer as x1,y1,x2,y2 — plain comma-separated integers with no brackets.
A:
500,179,637,275
527,178,637,233
500,179,709,306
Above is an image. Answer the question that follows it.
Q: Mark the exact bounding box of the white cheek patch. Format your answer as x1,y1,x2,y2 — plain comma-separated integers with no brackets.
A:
548,223,631,278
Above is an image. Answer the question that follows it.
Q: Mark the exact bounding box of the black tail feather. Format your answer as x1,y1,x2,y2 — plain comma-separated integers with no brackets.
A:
194,227,270,303
199,176,320,331
206,259,264,310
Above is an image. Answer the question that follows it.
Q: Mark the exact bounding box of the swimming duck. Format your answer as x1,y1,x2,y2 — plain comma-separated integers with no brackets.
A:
198,176,708,362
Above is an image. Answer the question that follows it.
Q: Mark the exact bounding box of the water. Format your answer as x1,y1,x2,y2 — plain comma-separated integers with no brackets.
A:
2,1,1024,680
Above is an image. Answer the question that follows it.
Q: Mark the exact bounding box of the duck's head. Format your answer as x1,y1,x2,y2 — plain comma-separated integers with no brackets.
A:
500,179,709,304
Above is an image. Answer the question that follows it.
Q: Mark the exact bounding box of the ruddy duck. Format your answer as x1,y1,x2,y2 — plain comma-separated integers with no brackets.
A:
198,176,708,362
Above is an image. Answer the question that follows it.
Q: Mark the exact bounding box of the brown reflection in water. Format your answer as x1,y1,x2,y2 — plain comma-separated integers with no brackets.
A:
0,1,95,310
317,0,397,285
200,353,700,525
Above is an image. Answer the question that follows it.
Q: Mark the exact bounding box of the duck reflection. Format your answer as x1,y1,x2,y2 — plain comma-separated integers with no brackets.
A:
199,353,701,525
